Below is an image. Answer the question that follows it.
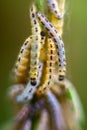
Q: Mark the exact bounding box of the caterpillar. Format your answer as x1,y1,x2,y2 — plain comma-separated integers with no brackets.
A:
46,0,62,19
29,4,42,86
16,62,43,103
36,38,56,94
36,12,66,81
13,36,32,83
49,0,65,36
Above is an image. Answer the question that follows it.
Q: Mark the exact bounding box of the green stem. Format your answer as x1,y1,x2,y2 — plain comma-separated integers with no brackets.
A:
35,0,44,13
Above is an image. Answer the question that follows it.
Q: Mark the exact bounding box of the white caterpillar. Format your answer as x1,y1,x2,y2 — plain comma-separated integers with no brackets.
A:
48,0,65,36
36,12,66,81
47,0,62,19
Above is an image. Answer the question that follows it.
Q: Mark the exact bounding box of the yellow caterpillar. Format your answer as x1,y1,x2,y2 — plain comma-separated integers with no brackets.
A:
37,38,57,94
29,5,42,86
13,37,32,83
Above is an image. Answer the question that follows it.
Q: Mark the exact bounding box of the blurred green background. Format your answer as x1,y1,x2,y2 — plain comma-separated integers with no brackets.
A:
0,0,87,129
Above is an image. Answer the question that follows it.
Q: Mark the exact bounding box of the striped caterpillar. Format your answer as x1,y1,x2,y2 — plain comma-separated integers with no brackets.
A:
36,12,66,81
37,38,57,94
29,4,42,86
13,37,32,83
46,0,62,19
48,0,65,36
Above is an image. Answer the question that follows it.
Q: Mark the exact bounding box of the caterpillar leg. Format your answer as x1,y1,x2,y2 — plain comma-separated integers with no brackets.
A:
36,12,66,81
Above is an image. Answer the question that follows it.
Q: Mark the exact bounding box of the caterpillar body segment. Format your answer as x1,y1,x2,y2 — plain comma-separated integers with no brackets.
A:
30,5,41,35
29,5,42,86
46,0,65,36
36,38,56,94
39,31,47,62
46,90,66,130
36,12,66,81
16,62,43,103
47,0,62,19
50,14,64,36
40,31,46,46
50,0,65,36
13,37,32,83
46,38,57,78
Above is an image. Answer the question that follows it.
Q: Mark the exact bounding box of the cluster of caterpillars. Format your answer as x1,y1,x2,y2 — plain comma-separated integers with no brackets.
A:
12,0,66,102
8,0,84,130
